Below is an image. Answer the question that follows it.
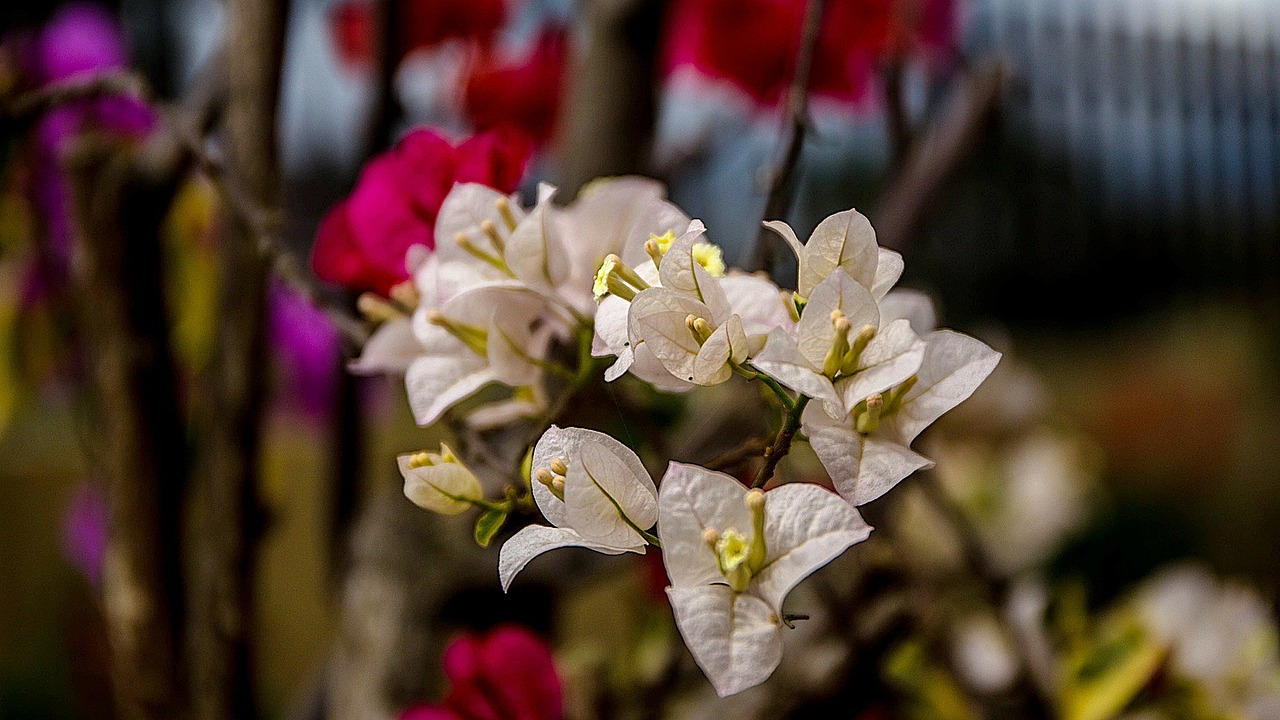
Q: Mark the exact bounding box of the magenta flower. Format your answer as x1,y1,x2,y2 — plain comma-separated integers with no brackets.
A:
311,126,531,295
400,625,563,720
268,279,341,421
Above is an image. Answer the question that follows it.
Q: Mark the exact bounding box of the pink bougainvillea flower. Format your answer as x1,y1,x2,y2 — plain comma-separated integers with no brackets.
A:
400,625,563,720
311,126,531,295
268,279,341,420
661,0,954,109
61,480,108,587
463,29,568,146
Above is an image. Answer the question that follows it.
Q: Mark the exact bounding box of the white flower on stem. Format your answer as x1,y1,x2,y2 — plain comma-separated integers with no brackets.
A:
398,443,485,515
752,269,926,417
499,426,658,591
434,183,528,294
562,175,691,272
658,463,871,697
806,330,1001,505
763,209,904,301
404,282,558,427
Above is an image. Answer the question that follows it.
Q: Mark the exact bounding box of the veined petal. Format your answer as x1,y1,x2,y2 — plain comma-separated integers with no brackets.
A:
667,585,783,697
805,407,933,506
798,209,878,297
592,295,630,358
435,183,524,268
487,315,551,387
499,525,642,592
349,317,421,375
762,220,806,264
835,319,926,407
627,342,697,393
564,435,658,546
692,315,748,386
883,330,1001,445
628,288,710,382
750,483,871,612
398,455,483,516
506,197,571,292
870,248,904,300
657,221,731,321
751,330,841,408
721,272,794,333
796,270,878,370
405,355,493,427
657,462,753,588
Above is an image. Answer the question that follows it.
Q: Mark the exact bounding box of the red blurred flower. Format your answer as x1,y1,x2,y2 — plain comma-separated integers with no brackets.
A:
400,625,563,720
327,0,506,69
662,0,954,108
311,126,531,294
463,30,567,146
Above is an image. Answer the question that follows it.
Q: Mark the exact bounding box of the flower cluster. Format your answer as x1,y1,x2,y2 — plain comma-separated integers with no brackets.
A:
381,178,999,695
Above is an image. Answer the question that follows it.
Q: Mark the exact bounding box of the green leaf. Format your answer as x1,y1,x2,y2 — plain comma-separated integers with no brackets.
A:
474,507,510,548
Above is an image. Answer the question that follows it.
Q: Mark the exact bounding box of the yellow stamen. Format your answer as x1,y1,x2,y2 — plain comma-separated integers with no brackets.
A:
495,196,518,232
357,293,402,324
480,219,506,254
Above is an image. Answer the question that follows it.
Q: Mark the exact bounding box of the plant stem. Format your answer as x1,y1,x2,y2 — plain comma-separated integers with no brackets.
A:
752,395,811,489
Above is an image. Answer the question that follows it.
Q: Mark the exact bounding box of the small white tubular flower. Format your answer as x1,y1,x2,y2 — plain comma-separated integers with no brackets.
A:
398,443,484,515
658,463,871,696
499,426,657,591
627,288,747,386
752,269,923,417
806,330,1001,505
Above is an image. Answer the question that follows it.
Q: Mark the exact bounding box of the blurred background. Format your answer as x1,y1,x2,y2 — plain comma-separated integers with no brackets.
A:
0,0,1278,717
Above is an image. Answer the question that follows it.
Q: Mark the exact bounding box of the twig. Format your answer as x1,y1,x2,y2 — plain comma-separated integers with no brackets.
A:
1,71,149,127
67,135,189,720
751,395,811,489
871,60,1006,252
747,0,829,274
187,0,288,717
705,437,769,472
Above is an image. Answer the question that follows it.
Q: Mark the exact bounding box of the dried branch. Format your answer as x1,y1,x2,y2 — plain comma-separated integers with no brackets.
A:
67,135,188,720
1,71,149,127
871,60,1007,252
747,0,829,274
187,0,289,717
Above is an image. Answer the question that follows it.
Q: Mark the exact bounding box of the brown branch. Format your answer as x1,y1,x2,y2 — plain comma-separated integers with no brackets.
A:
747,0,829,274
705,436,770,472
1,71,149,127
871,60,1007,253
67,135,189,720
187,0,289,718
751,396,810,489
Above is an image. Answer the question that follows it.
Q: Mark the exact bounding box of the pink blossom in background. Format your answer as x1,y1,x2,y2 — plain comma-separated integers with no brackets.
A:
462,29,568,146
311,126,531,295
61,481,108,587
400,625,563,720
268,279,341,420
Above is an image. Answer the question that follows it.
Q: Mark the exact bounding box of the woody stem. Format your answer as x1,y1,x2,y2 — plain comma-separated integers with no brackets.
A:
752,395,810,489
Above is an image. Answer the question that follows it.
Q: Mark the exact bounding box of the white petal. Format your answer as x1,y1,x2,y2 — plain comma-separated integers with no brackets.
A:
762,220,806,264
628,288,709,383
805,408,933,505
349,317,421,375
692,315,747,386
878,289,937,335
751,330,841,407
592,295,631,357
657,462,753,588
884,330,1001,445
796,270,879,370
799,209,878,297
499,525,642,592
564,435,658,546
506,199,571,292
720,272,794,332
435,183,523,268
657,221,731,320
750,483,872,611
399,458,483,516
404,355,492,426
870,248,904,300
628,342,697,392
667,585,783,697
836,319,926,407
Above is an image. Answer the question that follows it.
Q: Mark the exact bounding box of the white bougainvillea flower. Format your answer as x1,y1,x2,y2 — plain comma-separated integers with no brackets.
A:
500,426,658,591
658,462,871,696
562,175,691,273
398,443,484,515
403,283,556,426
752,269,925,417
805,330,1001,505
763,209,904,301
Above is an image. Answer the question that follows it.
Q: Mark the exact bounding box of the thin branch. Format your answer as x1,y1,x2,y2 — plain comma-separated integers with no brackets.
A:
871,59,1006,252
747,0,829,274
1,71,149,126
751,396,811,489
705,436,770,472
